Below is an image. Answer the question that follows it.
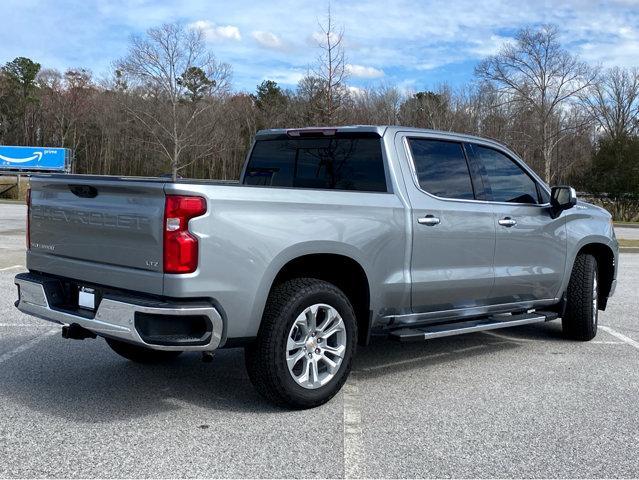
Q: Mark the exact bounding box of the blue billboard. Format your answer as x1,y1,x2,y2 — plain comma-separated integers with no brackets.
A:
0,146,70,172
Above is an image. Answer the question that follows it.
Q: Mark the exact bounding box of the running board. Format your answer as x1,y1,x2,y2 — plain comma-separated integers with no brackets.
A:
390,312,555,342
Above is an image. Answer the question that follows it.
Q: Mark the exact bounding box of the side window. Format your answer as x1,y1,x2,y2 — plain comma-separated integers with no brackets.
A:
472,145,540,204
407,139,475,200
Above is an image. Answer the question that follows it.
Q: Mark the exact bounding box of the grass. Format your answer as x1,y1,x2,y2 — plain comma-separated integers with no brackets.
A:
618,239,639,248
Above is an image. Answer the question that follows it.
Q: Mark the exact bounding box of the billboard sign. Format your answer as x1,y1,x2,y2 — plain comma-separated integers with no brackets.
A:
0,146,70,172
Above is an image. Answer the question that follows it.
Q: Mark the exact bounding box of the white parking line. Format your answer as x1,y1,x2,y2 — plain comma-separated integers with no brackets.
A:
0,323,53,328
482,330,537,343
0,328,58,365
357,344,490,373
343,379,364,479
600,326,639,350
0,265,23,272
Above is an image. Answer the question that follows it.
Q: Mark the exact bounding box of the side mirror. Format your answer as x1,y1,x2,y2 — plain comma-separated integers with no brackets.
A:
550,186,577,218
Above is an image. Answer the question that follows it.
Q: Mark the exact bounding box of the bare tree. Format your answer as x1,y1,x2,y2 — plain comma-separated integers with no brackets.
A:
475,25,596,183
38,68,94,154
313,4,348,124
350,84,402,125
580,67,639,141
116,23,231,180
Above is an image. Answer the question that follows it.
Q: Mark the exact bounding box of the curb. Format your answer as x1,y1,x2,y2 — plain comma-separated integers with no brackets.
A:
614,223,639,229
620,247,639,253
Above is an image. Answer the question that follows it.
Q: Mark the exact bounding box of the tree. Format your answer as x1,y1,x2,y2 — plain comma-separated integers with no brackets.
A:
475,25,595,183
295,75,327,125
399,89,453,130
349,84,401,125
1,57,41,144
581,67,639,141
38,68,94,150
586,136,639,200
178,66,214,102
3,57,40,101
252,80,288,128
312,4,348,124
116,23,231,180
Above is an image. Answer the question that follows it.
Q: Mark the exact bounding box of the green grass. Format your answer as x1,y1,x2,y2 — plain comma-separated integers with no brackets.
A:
619,239,639,248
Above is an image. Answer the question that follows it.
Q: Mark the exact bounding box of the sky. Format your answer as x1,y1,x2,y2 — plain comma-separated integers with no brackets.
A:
0,0,638,94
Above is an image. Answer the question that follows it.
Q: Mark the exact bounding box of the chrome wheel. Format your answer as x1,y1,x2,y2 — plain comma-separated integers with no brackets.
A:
592,273,598,324
286,303,347,389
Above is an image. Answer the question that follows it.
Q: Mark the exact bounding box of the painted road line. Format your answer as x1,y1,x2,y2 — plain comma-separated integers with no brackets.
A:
600,326,639,350
0,328,58,365
0,323,55,328
343,379,364,479
357,344,490,374
0,265,23,272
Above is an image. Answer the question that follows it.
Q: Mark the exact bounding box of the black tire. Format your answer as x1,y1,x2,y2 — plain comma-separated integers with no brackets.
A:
105,338,183,363
245,278,357,409
562,253,599,341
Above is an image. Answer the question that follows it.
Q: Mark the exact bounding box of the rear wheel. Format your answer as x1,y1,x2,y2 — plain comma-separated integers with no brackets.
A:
245,278,357,409
105,338,183,363
562,253,599,341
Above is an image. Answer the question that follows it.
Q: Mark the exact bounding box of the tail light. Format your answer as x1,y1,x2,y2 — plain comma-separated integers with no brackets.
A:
26,187,31,250
163,195,207,274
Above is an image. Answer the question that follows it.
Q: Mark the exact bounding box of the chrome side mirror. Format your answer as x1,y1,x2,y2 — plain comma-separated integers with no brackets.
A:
550,186,577,218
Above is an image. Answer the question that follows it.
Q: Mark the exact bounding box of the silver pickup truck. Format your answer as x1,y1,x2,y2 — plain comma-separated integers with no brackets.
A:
15,126,619,408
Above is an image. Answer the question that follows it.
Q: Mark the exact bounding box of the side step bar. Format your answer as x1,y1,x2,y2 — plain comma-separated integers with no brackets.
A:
390,311,558,342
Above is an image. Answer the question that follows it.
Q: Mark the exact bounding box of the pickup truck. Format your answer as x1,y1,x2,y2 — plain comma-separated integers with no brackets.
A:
15,126,619,408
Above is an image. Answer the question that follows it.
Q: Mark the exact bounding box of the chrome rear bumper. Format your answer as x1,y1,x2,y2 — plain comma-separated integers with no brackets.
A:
15,273,223,351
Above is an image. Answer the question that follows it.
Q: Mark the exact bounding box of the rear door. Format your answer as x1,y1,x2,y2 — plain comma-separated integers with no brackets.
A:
28,176,167,294
467,143,566,303
401,136,496,314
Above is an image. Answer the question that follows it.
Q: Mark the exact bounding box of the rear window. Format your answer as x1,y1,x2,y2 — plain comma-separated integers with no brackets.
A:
243,136,387,192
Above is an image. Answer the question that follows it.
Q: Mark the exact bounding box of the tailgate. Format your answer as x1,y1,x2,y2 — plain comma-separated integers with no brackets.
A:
27,175,167,295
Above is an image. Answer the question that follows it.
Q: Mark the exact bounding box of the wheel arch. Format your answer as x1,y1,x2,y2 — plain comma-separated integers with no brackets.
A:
567,240,617,310
252,244,373,345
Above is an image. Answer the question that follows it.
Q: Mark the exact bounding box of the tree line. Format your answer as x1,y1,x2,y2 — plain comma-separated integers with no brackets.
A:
0,20,638,218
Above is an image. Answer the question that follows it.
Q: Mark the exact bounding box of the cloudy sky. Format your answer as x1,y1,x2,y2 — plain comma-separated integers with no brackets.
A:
1,0,638,93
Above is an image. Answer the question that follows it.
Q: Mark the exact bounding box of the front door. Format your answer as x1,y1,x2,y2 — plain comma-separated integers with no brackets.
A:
467,143,566,304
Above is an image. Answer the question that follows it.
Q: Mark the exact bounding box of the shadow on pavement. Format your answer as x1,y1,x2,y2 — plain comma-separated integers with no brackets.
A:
0,320,566,422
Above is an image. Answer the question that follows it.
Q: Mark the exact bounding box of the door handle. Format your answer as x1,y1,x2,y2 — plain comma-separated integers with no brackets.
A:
498,217,517,227
418,215,440,226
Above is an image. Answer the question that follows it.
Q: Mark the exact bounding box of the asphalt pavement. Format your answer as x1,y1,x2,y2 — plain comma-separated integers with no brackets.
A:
0,202,638,478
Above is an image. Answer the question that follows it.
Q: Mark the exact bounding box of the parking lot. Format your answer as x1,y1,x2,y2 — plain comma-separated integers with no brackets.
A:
0,202,638,478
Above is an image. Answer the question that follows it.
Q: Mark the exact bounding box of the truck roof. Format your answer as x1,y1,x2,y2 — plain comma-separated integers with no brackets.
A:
255,125,513,152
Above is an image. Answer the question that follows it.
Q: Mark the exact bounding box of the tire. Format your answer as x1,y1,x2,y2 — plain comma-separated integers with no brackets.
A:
245,278,357,409
562,253,599,341
105,338,183,363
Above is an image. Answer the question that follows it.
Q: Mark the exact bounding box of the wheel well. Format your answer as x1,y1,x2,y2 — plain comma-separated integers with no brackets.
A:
577,243,615,310
271,254,371,345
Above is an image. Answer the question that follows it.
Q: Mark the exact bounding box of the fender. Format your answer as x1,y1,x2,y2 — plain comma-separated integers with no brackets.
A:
246,240,373,338
559,233,618,301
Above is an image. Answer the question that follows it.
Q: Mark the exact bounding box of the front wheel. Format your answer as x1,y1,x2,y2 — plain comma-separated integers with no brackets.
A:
105,338,183,363
562,253,599,341
245,278,357,409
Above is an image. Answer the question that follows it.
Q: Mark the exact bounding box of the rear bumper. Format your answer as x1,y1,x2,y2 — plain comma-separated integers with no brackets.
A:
15,273,223,352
